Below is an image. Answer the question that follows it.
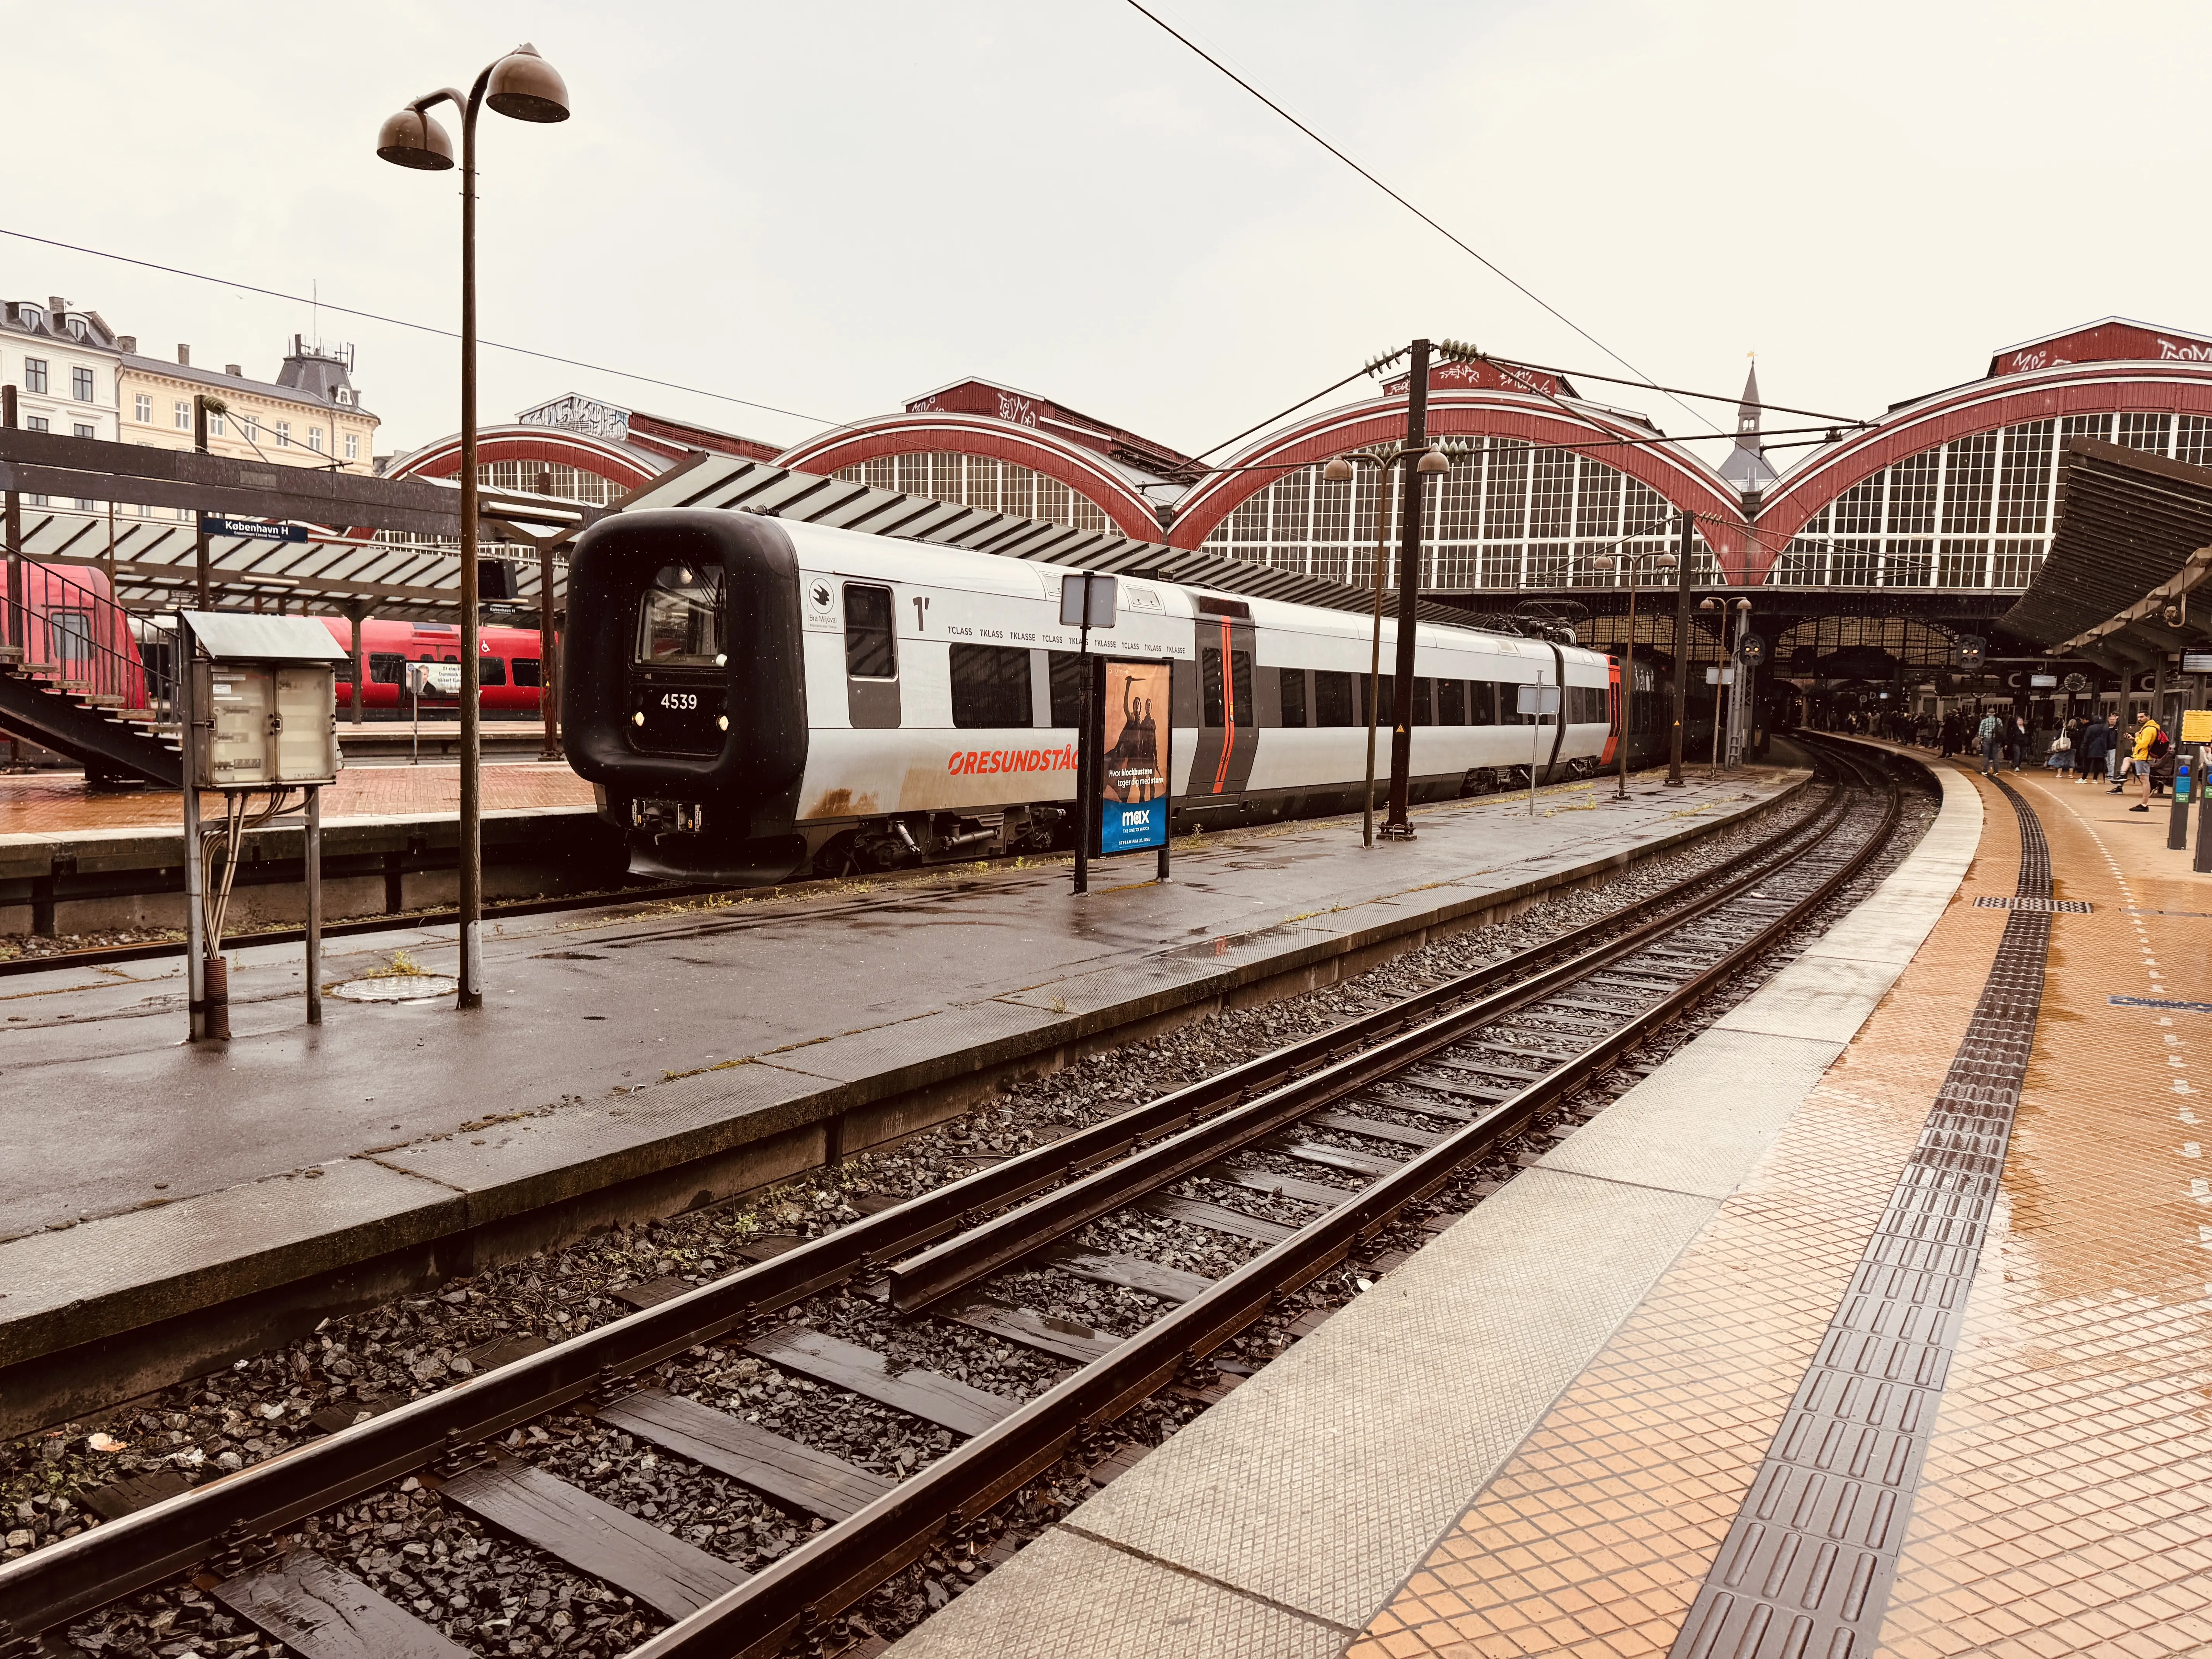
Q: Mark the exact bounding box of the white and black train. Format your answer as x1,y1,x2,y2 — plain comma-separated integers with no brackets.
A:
562,510,1658,883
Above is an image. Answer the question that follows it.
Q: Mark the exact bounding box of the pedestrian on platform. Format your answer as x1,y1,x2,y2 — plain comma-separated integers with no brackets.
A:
2047,725,2075,774
1977,708,2004,776
1940,711,1962,757
2120,714,2166,810
2010,714,2031,770
2076,713,2111,784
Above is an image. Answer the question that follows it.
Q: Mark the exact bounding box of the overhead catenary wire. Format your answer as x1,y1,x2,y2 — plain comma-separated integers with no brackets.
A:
1118,0,1720,436
0,226,833,429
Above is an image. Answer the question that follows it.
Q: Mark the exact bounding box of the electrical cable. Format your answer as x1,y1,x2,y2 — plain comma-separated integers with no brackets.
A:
1190,364,1378,462
0,227,832,429
1119,0,1719,435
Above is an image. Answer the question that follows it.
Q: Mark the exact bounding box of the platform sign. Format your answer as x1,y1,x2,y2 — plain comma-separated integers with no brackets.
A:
1095,658,1172,856
203,517,309,543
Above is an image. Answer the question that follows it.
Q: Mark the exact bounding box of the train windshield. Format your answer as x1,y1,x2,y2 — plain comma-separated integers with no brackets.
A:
635,563,726,667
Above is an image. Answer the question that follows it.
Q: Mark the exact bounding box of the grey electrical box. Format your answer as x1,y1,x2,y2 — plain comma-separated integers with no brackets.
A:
180,611,345,790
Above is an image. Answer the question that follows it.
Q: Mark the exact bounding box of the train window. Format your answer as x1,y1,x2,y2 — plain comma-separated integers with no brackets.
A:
1370,674,1395,730
1314,670,1355,727
950,644,1032,728
636,563,726,667
1047,650,1085,727
1197,649,1254,728
477,656,507,687
1411,677,1434,726
1469,680,1499,725
333,656,354,684
1278,667,1308,728
512,658,542,688
369,653,406,685
1438,678,1465,725
843,584,896,679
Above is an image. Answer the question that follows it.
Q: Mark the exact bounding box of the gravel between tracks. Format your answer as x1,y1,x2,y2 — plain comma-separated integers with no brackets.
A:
8,759,1938,1659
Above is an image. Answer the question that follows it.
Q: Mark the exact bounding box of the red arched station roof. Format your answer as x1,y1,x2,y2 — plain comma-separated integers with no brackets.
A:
1170,391,1750,570
1750,360,2212,580
386,425,660,491
778,412,1168,541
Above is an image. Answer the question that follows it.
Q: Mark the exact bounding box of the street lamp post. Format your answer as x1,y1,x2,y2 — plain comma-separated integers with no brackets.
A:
1323,441,1455,847
377,43,570,1012
1593,539,1679,800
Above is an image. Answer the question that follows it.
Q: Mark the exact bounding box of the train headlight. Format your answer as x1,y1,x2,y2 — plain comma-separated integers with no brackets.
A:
717,714,729,731
715,653,727,667
632,711,644,726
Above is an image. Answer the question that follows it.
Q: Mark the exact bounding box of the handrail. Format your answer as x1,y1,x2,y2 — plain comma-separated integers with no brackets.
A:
1,556,178,731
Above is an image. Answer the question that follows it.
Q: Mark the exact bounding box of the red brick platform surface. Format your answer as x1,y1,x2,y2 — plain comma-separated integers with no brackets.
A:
0,762,595,836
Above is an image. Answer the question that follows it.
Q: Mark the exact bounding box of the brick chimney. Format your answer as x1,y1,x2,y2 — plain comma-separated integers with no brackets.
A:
117,335,136,354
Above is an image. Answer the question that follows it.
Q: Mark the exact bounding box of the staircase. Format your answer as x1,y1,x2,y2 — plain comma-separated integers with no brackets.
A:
0,562,183,789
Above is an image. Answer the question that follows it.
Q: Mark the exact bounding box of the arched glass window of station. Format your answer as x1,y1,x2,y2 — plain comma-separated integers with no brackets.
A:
1196,440,1719,593
1771,412,2212,590
833,452,1113,534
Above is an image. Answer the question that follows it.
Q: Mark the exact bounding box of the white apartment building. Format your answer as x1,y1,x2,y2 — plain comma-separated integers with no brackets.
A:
0,295,122,446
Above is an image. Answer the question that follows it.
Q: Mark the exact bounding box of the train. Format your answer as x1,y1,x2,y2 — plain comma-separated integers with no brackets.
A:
561,510,1686,884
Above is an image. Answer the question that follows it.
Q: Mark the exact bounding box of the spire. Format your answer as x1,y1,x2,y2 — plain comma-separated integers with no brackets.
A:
1718,351,1780,497
1735,358,1762,454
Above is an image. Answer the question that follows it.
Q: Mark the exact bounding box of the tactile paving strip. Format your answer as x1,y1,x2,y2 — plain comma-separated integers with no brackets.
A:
1970,896,2089,914
1666,779,2051,1659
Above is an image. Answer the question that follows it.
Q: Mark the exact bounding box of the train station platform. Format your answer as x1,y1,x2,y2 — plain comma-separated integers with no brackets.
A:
891,742,2212,1659
0,764,1803,1436
0,762,605,939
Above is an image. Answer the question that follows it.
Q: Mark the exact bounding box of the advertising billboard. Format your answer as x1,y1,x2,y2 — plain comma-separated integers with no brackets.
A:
1097,658,1171,855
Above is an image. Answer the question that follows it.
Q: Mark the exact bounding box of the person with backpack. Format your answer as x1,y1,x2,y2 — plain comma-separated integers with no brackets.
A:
1976,708,2004,777
2125,714,2167,811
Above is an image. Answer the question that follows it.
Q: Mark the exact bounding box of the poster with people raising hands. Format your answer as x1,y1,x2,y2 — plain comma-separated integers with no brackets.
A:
1098,659,1171,855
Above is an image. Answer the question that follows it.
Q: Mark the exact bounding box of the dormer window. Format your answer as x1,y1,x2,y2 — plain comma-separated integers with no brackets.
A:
65,318,86,341
334,388,351,406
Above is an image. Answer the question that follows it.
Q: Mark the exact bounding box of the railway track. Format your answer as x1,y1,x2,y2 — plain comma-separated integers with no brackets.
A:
0,740,1909,1659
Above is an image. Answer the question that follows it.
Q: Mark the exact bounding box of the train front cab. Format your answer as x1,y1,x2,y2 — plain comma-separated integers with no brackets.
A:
561,510,811,882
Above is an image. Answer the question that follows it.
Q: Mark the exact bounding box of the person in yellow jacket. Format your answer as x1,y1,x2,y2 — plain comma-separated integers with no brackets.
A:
2125,714,2166,812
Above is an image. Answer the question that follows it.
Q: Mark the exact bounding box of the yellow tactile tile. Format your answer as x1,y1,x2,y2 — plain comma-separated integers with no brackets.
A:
1347,770,2022,1659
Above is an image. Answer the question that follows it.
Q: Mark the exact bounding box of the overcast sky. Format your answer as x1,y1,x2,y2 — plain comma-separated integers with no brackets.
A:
13,2,2208,469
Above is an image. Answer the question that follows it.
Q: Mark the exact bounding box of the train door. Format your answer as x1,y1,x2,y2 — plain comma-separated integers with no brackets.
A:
842,581,901,728
1601,658,1621,766
1186,605,1259,796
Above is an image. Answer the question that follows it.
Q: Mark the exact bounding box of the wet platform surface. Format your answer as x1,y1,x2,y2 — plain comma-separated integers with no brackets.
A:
0,759,592,838
892,744,2211,1659
0,767,1796,1388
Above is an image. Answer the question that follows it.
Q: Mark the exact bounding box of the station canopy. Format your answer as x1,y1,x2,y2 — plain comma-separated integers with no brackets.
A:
620,452,1478,627
0,425,605,623
2000,437,2212,664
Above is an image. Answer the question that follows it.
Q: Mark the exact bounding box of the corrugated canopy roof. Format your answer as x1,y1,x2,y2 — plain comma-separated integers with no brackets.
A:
1999,438,2212,656
618,453,1477,627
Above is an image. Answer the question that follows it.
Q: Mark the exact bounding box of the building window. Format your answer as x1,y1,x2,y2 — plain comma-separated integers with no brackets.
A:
71,366,94,402
134,394,152,422
833,451,1111,535
25,416,48,432
73,423,93,440
308,427,323,454
335,388,351,405
343,432,359,461
22,359,46,393
174,400,190,429
275,421,291,447
208,412,225,438
242,415,259,443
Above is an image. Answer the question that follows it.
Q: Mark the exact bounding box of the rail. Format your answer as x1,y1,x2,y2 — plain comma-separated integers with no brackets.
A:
0,742,1909,1658
1,555,177,728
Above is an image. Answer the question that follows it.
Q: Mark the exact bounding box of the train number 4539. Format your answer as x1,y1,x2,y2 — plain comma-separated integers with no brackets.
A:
658,692,700,711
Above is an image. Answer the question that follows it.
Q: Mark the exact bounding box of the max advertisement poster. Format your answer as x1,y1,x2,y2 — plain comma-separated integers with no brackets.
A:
1098,660,1171,854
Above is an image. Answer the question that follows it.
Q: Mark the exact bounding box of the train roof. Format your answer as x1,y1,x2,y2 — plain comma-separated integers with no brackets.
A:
768,515,1604,665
